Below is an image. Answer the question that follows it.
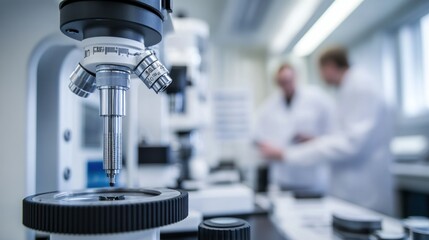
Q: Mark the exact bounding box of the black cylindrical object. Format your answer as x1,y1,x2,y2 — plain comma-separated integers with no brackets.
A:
23,188,188,234
198,218,250,240
59,0,167,45
412,228,429,240
332,213,382,234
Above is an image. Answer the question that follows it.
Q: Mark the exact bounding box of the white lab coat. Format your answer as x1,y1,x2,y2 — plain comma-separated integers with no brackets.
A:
255,87,335,191
286,68,395,215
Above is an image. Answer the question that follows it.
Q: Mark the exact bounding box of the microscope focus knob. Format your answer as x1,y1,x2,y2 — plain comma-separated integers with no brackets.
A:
23,188,188,234
198,218,250,240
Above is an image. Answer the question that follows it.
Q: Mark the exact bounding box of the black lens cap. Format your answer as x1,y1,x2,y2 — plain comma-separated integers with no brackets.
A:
199,218,250,240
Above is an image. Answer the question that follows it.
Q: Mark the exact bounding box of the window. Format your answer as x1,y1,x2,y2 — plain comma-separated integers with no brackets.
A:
395,12,429,117
420,14,429,109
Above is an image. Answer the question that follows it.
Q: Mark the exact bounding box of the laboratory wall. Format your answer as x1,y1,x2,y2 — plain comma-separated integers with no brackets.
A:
0,1,62,239
209,45,268,108
206,45,268,166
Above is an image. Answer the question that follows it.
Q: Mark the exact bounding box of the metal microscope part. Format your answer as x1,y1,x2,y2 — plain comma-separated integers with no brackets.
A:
59,0,167,46
59,0,174,185
23,188,189,234
68,64,96,98
103,116,122,187
96,65,130,186
134,50,173,93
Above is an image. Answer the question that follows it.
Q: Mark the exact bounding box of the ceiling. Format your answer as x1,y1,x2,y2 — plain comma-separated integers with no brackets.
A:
320,0,413,50
173,0,416,54
172,0,298,49
172,0,228,34
10,0,416,55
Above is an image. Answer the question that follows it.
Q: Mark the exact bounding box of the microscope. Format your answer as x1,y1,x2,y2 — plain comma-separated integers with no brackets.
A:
62,0,174,187
23,2,253,239
22,1,189,239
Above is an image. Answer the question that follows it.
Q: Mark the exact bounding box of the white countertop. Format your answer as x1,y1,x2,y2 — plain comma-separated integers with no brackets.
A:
267,193,403,240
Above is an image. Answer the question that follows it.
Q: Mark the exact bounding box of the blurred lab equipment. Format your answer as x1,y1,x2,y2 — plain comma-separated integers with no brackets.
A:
138,144,173,165
137,144,180,188
255,63,335,192
163,17,258,222
164,16,211,188
284,47,395,215
135,16,211,189
390,135,429,217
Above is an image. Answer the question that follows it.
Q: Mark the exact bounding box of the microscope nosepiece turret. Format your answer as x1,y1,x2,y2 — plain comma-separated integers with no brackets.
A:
59,0,173,185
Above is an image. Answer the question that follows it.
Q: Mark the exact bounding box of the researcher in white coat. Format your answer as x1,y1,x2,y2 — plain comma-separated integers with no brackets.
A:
255,63,335,192
260,48,395,215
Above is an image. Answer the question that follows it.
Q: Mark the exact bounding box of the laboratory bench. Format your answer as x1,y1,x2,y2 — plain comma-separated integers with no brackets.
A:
392,162,429,192
271,194,403,239
32,189,411,240
162,214,286,240
162,193,404,240
392,162,429,217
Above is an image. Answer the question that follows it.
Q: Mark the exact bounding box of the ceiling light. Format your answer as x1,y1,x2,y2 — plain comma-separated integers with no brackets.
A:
293,0,364,57
270,0,321,54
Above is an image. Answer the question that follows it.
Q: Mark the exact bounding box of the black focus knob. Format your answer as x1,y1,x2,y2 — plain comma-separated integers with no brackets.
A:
198,218,250,240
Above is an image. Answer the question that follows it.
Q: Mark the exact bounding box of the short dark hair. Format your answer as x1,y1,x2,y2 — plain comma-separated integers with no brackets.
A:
319,47,350,69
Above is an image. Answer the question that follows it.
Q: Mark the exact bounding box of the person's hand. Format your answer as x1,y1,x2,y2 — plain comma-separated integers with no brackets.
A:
293,133,315,143
258,142,285,161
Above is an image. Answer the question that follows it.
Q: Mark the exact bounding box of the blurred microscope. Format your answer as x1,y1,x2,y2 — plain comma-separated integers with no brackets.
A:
164,15,211,189
137,15,255,223
135,15,211,189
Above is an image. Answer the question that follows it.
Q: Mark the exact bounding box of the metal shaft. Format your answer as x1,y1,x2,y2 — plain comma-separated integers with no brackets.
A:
103,116,122,186
96,65,130,186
